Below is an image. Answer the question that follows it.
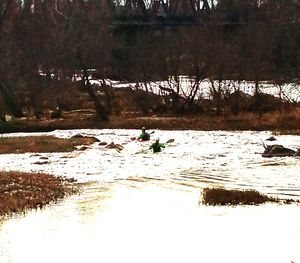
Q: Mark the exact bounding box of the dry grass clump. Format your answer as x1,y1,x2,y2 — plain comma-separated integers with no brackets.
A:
0,171,79,215
0,135,98,154
201,187,277,206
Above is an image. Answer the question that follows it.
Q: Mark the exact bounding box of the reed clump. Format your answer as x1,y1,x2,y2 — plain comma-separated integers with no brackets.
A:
0,171,79,216
201,187,278,206
0,135,98,154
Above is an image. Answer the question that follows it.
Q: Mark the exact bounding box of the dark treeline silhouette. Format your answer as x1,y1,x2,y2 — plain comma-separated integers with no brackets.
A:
0,0,299,120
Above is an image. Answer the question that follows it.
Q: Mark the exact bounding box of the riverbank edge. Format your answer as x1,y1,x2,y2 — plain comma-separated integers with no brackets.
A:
1,111,300,134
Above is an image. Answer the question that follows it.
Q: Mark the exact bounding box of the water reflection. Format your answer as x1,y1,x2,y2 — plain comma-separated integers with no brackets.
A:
0,130,300,262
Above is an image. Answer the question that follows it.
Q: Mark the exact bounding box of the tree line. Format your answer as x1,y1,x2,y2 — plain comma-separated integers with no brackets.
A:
0,0,299,121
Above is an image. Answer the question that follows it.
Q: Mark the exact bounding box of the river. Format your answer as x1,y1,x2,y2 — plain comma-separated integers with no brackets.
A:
0,129,299,263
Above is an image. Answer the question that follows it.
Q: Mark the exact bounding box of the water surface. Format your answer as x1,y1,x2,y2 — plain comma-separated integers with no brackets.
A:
0,130,299,263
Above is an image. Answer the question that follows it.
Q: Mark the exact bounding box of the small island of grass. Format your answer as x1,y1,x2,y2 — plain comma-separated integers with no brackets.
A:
0,171,79,216
201,187,299,206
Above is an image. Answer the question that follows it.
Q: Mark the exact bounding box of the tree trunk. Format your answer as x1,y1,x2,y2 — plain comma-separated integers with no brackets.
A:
0,80,23,117
76,48,109,121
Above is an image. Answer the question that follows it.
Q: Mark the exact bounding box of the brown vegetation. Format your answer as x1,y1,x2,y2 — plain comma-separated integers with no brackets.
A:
200,187,297,206
112,108,300,131
0,135,98,154
0,171,78,216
